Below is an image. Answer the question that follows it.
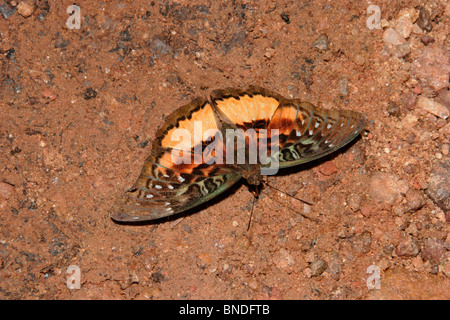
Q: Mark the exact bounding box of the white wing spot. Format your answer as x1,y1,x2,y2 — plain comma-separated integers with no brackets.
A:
325,140,329,144
296,131,302,137
178,176,185,183
340,123,344,127
146,194,154,199
315,122,320,128
155,185,162,189
165,202,170,206
329,144,334,148
309,130,313,135
327,124,332,129
163,174,169,178
168,185,174,190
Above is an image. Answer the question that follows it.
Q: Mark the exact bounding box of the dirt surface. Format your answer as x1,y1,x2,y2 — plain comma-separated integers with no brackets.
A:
1,0,449,300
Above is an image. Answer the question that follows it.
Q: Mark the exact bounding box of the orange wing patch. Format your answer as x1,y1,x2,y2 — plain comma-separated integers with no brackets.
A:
160,102,219,151
212,90,281,127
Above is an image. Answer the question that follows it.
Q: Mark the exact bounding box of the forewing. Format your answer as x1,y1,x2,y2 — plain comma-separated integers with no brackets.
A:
210,86,285,130
267,100,367,168
110,98,240,222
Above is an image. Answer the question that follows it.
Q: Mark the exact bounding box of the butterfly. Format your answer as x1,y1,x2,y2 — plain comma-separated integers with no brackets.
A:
110,86,367,222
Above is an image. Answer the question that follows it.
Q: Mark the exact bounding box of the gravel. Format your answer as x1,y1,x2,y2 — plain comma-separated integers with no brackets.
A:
417,96,449,119
368,172,409,205
411,44,450,92
426,160,450,212
309,259,328,277
422,238,446,264
396,237,420,257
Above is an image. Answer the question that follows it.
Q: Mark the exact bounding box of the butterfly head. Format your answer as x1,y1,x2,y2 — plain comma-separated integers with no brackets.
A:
240,165,263,186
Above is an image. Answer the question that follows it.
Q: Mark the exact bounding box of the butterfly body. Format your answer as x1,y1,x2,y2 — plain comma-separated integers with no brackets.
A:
111,86,366,222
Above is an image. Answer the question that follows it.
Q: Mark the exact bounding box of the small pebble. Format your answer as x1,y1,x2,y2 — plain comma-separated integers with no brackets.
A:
405,223,418,236
404,189,426,212
247,279,259,290
264,47,276,59
312,34,329,52
380,19,389,28
17,1,34,17
0,182,14,200
417,96,449,119
347,194,362,212
0,3,16,19
338,78,349,96
422,238,446,264
310,259,328,276
360,204,376,217
318,161,337,176
420,35,435,45
273,249,295,270
387,101,401,117
392,43,411,58
403,164,413,174
413,86,422,95
368,172,409,205
417,7,432,32
426,160,450,212
383,28,406,46
392,8,416,39
396,237,420,257
411,45,450,92
302,203,314,218
382,28,411,58
305,252,316,263
442,144,449,156
351,231,372,254
146,287,162,299
401,92,416,110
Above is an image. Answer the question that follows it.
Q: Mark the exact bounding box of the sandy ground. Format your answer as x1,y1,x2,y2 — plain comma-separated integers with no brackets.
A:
0,0,449,299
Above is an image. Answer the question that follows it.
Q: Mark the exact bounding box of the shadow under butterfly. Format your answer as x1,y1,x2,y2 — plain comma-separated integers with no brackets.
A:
110,86,367,223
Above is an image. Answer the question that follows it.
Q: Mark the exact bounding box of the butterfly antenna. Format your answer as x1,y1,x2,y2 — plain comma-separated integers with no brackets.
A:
264,181,313,206
247,194,256,231
246,184,261,231
262,179,318,222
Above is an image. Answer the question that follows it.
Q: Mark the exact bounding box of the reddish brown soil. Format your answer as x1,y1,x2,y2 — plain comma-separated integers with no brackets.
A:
0,0,449,299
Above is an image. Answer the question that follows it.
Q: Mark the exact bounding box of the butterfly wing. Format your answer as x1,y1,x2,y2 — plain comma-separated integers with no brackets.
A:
110,170,241,222
266,100,367,169
111,99,241,222
210,87,366,170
